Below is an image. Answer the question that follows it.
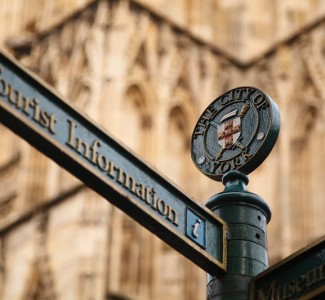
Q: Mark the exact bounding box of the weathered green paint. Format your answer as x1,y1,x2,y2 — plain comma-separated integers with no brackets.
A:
250,237,325,300
0,49,227,275
206,171,271,299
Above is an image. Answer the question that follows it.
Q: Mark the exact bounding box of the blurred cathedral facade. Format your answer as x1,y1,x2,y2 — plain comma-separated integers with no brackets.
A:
0,0,325,299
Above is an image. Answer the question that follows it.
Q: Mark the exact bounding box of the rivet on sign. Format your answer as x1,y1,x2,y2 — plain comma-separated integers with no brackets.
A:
197,156,206,165
257,132,265,141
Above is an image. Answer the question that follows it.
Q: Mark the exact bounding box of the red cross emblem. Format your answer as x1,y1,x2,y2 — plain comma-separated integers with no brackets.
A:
217,116,241,149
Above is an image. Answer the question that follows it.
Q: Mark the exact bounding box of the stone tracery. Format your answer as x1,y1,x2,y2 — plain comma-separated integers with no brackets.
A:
0,1,325,299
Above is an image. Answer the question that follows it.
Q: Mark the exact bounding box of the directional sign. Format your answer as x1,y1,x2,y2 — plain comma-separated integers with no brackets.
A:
0,50,226,275
250,236,325,299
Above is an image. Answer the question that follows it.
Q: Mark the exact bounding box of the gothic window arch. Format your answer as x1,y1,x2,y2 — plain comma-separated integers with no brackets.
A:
160,104,201,299
288,75,323,250
167,105,190,186
68,81,91,109
0,126,21,218
56,77,91,193
120,84,153,155
166,82,198,187
23,261,56,300
25,150,49,207
109,83,154,297
23,214,56,300
37,52,57,87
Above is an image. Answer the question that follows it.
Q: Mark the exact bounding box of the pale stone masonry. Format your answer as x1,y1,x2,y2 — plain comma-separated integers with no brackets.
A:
0,0,325,299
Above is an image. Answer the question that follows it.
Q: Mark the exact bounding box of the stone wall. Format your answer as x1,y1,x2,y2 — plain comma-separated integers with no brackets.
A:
0,0,325,299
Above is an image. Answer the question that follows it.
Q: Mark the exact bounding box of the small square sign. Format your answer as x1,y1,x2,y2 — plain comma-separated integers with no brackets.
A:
186,208,206,249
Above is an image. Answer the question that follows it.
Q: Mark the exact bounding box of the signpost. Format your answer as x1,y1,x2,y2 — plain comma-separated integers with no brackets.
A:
0,49,226,276
3,45,323,300
191,87,281,300
250,237,325,300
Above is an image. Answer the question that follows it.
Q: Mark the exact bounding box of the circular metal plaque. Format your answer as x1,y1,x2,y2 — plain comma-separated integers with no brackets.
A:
191,87,280,181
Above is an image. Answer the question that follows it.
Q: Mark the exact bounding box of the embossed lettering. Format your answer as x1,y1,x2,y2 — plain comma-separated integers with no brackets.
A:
210,161,232,174
91,140,101,164
210,155,247,175
257,280,277,300
0,77,8,96
0,67,9,97
257,264,325,300
192,219,201,238
246,87,256,99
194,125,206,136
66,119,77,148
242,149,253,161
76,138,91,159
8,85,22,106
0,69,57,134
194,118,209,137
193,106,219,138
220,93,230,105
135,182,145,199
220,88,256,106
0,65,181,230
97,153,110,171
114,166,136,193
167,206,178,225
157,199,167,215
65,122,179,226
253,93,269,110
233,88,246,100
231,156,243,168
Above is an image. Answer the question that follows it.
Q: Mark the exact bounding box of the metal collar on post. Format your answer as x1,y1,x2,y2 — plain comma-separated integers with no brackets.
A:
206,171,271,222
206,171,271,300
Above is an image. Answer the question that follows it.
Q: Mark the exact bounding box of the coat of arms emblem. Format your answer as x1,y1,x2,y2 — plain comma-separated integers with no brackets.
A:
217,110,241,150
191,87,281,181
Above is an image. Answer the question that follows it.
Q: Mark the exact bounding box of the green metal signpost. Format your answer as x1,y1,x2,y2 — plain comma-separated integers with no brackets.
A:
250,237,325,299
191,86,280,299
1,47,323,300
0,49,226,276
